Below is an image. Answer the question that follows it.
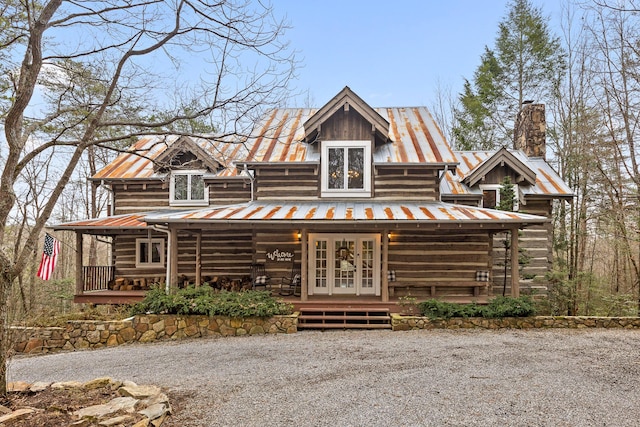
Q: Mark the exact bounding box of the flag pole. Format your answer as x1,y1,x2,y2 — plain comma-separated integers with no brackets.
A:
44,232,78,253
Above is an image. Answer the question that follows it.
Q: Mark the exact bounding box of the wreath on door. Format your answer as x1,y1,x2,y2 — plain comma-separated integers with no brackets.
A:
336,240,355,272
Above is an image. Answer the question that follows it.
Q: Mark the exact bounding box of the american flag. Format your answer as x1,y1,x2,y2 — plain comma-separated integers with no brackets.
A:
37,234,60,281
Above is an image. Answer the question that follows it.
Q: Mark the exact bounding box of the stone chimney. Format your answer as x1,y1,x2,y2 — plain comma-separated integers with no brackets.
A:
514,102,546,159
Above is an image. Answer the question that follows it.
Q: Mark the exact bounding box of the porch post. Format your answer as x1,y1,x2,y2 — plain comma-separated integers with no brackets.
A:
510,227,520,298
381,229,389,302
195,232,202,287
75,232,83,296
169,226,179,291
300,228,308,301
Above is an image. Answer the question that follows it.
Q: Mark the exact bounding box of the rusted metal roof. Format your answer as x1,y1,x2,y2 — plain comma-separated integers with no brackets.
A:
243,107,457,164
142,201,548,225
93,135,248,180
53,213,150,230
441,150,573,198
53,210,186,231
93,105,458,180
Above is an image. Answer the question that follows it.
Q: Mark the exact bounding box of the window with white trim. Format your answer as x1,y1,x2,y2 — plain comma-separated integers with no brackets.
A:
170,171,208,206
322,141,371,197
480,184,520,211
135,238,165,268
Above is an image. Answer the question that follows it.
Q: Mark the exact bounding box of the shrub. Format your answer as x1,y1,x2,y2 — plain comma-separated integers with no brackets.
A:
484,296,536,318
130,286,294,318
417,296,536,319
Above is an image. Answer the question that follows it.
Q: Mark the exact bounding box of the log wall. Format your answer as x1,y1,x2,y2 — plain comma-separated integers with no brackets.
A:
113,230,254,285
374,168,439,201
113,182,169,215
254,231,301,281
254,167,318,200
387,230,492,298
112,181,251,215
491,199,553,295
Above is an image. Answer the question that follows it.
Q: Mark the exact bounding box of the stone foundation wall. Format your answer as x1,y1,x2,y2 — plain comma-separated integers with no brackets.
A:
11,314,298,354
391,314,640,330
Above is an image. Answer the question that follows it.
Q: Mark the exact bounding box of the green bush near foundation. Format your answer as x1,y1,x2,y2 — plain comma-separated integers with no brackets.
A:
130,286,294,318
417,296,536,319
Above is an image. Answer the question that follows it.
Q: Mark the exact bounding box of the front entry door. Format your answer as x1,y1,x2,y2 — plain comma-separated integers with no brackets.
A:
309,234,380,296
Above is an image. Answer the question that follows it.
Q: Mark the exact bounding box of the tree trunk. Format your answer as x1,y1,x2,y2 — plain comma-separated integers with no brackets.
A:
0,265,14,396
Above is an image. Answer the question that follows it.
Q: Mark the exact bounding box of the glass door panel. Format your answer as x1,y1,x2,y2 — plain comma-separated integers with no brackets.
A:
359,239,375,295
313,239,328,294
333,239,356,294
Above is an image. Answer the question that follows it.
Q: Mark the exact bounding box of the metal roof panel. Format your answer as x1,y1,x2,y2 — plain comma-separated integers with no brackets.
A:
142,201,547,224
442,150,573,198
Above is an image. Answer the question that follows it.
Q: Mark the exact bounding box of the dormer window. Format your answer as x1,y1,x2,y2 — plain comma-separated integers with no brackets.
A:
170,170,209,206
480,184,520,211
322,141,371,197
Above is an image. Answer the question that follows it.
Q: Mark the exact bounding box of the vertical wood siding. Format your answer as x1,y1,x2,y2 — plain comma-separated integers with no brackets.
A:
320,109,375,141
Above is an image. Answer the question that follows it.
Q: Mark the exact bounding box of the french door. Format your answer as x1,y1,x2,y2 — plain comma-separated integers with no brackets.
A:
309,233,380,296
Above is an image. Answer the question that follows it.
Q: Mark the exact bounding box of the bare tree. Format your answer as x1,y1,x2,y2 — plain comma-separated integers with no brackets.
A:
0,0,296,395
583,2,640,310
429,79,457,146
547,2,603,315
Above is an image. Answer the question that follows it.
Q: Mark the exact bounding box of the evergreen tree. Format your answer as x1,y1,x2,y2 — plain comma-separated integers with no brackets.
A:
452,0,565,150
498,176,516,211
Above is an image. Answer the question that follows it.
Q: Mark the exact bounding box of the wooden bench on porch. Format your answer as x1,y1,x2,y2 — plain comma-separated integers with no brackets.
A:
389,281,490,298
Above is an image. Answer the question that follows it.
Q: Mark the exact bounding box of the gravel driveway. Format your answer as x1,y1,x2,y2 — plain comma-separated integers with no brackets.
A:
8,328,640,426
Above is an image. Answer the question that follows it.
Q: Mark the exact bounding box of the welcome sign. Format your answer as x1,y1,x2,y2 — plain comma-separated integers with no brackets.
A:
265,247,295,263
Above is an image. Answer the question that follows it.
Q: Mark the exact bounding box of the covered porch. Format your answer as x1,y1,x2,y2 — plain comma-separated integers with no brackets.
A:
54,201,548,307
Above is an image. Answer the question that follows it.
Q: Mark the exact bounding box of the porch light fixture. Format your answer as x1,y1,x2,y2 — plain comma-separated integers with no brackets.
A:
387,232,392,240
297,232,302,241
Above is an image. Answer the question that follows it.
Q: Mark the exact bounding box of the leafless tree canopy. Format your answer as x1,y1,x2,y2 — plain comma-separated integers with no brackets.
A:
0,0,296,394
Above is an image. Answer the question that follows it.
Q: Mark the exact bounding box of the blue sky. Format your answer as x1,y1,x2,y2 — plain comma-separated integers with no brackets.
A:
277,0,564,108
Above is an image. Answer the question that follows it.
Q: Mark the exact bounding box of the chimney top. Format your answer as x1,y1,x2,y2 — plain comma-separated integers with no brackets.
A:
514,103,546,159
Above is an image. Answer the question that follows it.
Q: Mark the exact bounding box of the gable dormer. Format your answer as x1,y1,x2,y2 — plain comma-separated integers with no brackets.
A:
463,147,536,188
154,136,221,207
154,136,221,173
462,147,536,210
303,86,390,146
303,87,390,198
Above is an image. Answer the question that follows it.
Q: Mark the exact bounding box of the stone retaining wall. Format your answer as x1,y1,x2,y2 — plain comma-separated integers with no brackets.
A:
12,314,640,354
391,314,640,330
11,314,298,354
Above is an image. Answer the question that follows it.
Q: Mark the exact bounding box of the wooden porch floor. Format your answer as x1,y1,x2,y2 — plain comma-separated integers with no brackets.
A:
74,290,147,305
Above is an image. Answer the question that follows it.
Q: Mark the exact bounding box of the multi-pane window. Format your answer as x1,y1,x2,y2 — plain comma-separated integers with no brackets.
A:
170,171,208,205
136,238,164,267
322,141,371,197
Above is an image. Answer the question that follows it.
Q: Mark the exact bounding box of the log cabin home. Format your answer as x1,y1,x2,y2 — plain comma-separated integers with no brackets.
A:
53,87,571,325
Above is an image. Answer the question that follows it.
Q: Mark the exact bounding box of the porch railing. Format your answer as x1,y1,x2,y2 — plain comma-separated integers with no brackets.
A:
82,266,115,292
